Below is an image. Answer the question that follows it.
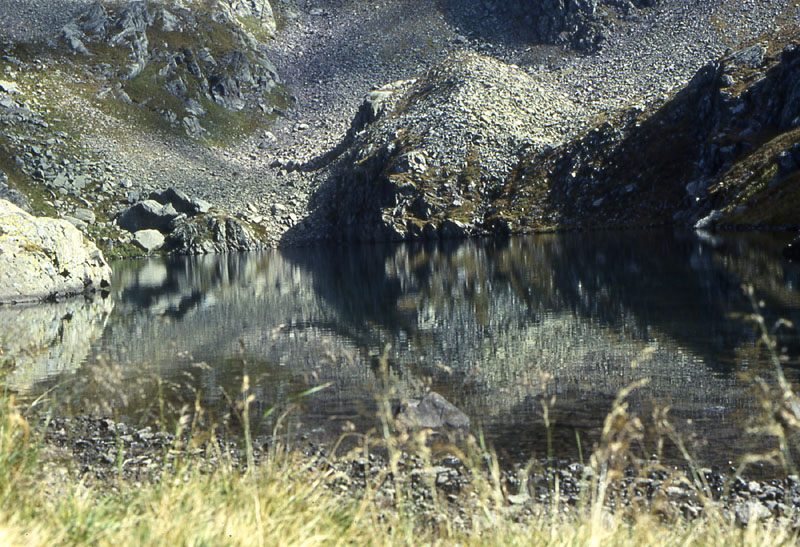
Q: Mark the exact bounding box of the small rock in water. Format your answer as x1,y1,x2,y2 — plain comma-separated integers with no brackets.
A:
396,392,470,430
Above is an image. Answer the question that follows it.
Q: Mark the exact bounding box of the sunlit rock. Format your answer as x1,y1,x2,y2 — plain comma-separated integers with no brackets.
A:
0,199,111,303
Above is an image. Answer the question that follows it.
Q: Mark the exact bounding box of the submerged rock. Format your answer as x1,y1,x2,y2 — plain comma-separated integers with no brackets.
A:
0,199,111,303
397,392,470,430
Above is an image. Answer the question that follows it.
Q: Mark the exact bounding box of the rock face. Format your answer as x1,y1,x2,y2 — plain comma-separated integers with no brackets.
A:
60,0,283,137
0,199,111,304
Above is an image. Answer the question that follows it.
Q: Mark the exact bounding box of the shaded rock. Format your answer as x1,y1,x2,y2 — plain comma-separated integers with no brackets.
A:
149,187,211,216
209,75,245,110
349,79,416,136
117,200,179,233
0,200,111,304
694,210,724,230
397,392,470,430
132,229,165,253
440,219,469,239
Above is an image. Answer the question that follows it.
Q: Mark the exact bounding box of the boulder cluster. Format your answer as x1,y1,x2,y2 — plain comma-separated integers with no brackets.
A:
116,186,263,254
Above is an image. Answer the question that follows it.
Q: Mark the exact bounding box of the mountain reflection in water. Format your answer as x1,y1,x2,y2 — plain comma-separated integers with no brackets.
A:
6,230,800,469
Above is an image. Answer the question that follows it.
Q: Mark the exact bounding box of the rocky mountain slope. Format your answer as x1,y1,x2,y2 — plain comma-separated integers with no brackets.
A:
0,0,797,254
311,4,800,242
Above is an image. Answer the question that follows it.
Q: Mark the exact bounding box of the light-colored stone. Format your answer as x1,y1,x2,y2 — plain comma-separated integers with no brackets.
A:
0,199,112,303
132,229,165,253
73,208,96,224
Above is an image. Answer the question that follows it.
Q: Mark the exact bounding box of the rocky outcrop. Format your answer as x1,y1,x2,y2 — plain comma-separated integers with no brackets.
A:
320,52,589,242
164,214,265,254
214,0,276,37
323,30,800,242
0,199,111,303
499,34,800,233
116,186,265,254
60,0,284,137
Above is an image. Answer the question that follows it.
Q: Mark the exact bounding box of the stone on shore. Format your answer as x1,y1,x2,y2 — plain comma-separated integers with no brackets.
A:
0,199,111,303
132,229,165,253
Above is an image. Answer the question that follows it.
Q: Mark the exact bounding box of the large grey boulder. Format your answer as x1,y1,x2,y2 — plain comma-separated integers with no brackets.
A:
117,199,180,232
0,200,112,304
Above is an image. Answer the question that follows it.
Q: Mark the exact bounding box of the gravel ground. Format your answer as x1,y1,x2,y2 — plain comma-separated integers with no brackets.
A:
0,0,90,43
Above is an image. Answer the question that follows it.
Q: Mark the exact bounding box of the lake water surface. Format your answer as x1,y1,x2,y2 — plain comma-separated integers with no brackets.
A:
4,230,800,470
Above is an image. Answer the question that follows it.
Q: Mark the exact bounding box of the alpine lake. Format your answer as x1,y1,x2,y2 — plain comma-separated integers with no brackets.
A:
4,230,800,473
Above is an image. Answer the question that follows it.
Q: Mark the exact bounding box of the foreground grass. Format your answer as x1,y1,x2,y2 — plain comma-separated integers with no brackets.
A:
0,394,797,546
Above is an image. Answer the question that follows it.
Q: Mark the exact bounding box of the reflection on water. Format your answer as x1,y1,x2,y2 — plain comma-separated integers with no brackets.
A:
5,230,800,469
0,294,114,390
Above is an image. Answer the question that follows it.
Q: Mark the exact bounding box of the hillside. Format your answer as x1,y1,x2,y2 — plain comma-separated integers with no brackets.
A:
0,0,796,255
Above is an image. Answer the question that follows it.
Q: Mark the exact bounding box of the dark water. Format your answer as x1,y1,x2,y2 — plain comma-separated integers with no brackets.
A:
4,230,800,470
